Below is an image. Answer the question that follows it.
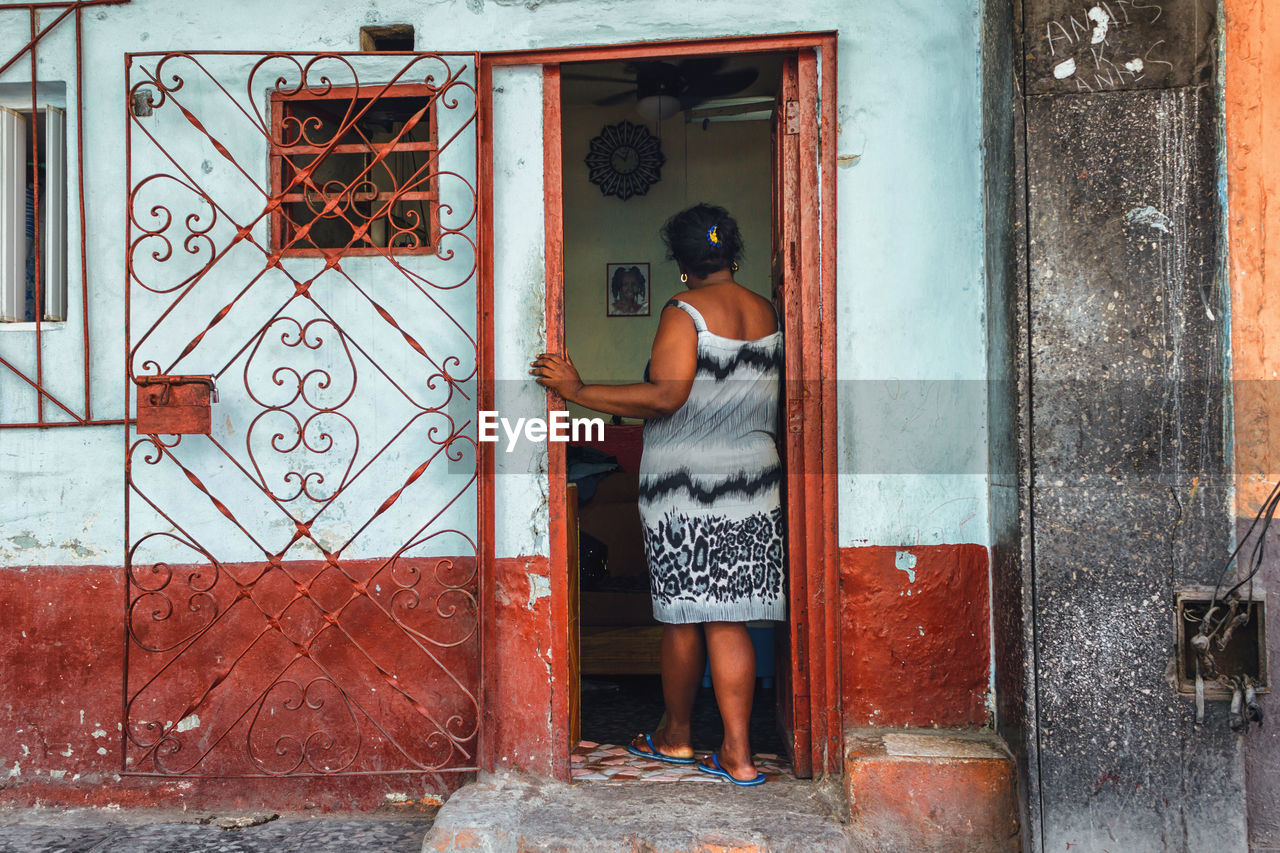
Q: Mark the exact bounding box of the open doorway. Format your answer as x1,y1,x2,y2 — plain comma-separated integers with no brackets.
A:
557,52,792,779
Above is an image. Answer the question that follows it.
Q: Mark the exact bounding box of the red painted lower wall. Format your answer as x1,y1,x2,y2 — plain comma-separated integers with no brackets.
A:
4,547,986,805
481,554,566,779
0,564,470,810
840,544,991,728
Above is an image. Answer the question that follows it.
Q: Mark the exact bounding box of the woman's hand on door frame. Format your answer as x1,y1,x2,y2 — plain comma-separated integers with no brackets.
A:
530,352,585,402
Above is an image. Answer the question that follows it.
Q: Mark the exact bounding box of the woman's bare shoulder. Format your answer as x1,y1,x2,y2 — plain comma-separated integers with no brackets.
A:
741,287,776,313
676,284,776,336
723,284,777,322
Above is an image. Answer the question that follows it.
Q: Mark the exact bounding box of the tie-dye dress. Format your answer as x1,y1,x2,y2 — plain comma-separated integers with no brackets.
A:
639,299,785,624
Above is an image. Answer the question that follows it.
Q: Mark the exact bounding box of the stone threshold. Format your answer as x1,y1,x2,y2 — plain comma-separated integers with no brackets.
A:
426,728,1023,852
422,771,853,852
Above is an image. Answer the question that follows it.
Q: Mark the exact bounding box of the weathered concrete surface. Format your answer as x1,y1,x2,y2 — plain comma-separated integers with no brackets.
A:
843,729,1020,853
0,808,436,852
1026,81,1242,849
421,772,854,852
1024,0,1216,95
840,545,991,728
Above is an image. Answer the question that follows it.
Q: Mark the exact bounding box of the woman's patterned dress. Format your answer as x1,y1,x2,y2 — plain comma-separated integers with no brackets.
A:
639,299,785,624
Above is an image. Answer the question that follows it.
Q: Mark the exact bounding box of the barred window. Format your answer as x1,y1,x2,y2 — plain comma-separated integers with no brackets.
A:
270,84,440,256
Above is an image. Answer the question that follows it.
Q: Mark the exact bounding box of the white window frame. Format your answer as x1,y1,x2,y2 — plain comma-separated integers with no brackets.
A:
0,101,67,324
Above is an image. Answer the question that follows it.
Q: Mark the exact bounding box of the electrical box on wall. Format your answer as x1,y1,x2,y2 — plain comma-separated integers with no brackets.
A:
1175,589,1268,699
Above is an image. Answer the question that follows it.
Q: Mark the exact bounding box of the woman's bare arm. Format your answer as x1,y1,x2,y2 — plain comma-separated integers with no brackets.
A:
530,303,697,419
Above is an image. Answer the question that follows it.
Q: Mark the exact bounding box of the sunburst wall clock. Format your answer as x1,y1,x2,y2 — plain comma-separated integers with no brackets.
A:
585,120,666,201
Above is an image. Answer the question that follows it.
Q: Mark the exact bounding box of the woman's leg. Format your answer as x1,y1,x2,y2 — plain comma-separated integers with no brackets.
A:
703,621,757,779
634,623,703,758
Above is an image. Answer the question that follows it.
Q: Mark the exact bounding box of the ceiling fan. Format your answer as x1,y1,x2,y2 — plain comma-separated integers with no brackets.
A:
565,57,760,121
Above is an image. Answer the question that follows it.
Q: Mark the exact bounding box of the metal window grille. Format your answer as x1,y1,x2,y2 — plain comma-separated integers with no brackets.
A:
270,83,442,256
0,0,130,428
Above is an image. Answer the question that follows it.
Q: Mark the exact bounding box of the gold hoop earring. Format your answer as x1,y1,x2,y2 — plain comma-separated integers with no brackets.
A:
731,262,739,272
680,273,688,283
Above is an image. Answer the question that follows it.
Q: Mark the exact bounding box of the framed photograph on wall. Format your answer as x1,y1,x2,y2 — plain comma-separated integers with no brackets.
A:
606,263,650,317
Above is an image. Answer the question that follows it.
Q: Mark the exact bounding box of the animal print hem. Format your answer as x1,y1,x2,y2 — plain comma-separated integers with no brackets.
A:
642,506,785,615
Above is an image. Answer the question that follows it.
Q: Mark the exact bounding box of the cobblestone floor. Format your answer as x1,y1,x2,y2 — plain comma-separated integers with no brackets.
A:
0,811,435,853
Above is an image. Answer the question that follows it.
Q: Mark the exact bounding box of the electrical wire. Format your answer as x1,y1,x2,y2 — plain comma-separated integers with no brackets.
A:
1201,475,1280,641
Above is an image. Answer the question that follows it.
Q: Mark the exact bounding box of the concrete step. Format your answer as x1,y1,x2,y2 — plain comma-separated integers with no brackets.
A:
843,728,1021,853
423,730,1021,852
422,771,854,852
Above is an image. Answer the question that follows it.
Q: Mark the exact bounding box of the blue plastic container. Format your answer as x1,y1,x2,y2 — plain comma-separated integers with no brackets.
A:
701,624,775,689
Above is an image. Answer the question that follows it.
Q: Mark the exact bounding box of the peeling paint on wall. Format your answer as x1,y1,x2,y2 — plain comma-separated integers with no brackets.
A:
526,573,551,609
7,533,40,549
894,550,918,583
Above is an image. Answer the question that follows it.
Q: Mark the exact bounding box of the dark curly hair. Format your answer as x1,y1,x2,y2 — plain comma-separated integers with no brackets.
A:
660,203,743,280
611,265,646,301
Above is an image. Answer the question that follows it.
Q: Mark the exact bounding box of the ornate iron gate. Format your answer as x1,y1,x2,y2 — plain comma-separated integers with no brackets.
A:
123,51,481,777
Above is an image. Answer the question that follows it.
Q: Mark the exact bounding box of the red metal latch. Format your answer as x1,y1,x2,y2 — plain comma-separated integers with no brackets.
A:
135,375,216,435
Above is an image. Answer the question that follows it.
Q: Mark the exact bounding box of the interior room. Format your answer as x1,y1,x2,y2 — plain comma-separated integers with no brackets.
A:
558,52,789,773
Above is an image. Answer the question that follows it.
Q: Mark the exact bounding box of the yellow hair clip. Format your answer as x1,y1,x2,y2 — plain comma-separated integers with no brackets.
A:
707,225,721,246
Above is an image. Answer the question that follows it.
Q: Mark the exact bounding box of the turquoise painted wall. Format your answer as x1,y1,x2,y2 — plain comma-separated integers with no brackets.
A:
0,0,988,567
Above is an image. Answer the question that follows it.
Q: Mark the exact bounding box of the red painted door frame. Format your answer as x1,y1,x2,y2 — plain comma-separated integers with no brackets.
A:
477,31,840,780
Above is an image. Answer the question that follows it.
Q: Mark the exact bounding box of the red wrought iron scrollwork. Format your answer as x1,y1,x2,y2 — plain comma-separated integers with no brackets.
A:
124,51,481,777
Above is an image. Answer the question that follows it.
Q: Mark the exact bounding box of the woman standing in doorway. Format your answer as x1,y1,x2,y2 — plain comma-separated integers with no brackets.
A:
530,203,784,786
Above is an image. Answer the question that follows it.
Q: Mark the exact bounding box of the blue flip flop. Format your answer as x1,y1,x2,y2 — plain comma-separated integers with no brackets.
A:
696,752,766,786
625,733,696,765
